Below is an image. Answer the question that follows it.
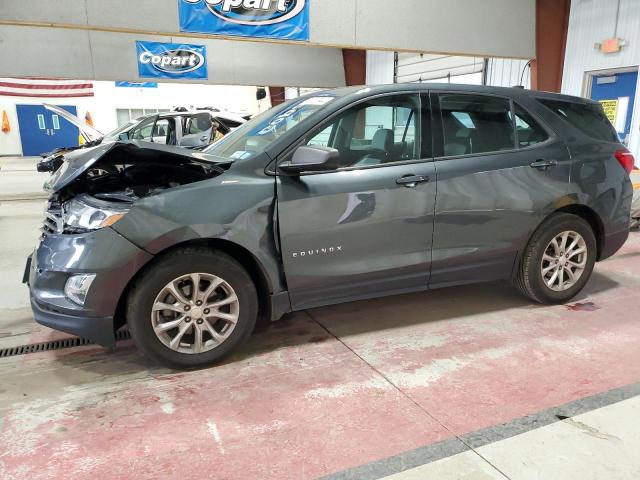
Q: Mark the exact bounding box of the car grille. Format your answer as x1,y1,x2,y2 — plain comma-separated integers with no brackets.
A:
41,206,64,236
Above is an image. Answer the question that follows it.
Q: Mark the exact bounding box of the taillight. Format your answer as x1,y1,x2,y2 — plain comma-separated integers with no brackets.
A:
614,149,635,174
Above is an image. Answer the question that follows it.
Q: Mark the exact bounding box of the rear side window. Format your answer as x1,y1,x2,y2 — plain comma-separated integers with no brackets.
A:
439,94,514,156
513,104,549,148
184,113,212,135
538,99,618,142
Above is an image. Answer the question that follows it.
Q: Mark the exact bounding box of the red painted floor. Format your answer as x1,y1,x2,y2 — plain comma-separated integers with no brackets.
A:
1,232,639,479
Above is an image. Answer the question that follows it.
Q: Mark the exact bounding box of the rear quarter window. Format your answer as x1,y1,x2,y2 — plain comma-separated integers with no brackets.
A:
538,99,619,143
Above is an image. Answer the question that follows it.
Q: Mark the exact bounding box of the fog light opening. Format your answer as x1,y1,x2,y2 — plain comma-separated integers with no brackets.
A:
64,274,96,306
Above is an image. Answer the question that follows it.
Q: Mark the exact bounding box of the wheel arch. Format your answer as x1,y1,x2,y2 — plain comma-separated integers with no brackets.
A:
113,238,277,332
512,203,605,282
553,204,605,260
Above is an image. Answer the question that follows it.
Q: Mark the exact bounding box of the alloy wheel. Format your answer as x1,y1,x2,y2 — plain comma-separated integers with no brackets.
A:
541,230,587,292
151,273,239,354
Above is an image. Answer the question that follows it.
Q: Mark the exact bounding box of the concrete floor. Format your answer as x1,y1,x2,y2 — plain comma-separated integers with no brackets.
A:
1,160,639,479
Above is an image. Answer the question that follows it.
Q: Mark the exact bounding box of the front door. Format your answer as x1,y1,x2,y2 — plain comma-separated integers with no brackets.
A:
277,93,437,310
180,113,214,147
16,104,79,156
590,70,638,146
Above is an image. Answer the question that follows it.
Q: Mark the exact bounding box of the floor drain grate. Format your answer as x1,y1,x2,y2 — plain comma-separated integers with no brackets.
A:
0,328,131,358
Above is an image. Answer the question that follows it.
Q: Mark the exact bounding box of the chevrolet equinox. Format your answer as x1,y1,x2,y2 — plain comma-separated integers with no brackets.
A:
25,84,634,368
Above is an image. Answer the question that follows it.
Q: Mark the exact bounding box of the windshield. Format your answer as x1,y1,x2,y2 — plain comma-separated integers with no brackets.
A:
204,95,336,160
103,120,138,140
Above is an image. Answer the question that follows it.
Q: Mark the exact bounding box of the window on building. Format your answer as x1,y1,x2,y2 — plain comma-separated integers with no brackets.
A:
116,109,131,127
115,108,168,127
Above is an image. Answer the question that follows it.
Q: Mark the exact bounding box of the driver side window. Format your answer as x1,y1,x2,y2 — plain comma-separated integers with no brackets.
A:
305,94,421,168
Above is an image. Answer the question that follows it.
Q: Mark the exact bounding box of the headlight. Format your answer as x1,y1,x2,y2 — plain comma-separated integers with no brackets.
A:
65,274,96,306
62,197,129,232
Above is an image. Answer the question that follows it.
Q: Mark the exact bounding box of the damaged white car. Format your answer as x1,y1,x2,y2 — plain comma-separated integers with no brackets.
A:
37,105,247,173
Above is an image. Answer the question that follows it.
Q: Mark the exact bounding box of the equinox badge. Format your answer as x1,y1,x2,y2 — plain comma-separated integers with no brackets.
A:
292,246,343,258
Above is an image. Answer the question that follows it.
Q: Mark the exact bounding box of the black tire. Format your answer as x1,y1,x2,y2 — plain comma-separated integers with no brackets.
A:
127,247,258,369
514,213,597,304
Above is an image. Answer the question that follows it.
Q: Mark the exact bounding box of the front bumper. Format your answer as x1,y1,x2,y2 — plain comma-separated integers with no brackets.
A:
30,295,116,346
27,227,153,346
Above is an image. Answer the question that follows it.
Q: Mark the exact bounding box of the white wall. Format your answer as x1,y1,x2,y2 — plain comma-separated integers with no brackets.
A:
0,81,267,156
284,87,324,100
1,0,536,59
486,58,531,89
562,0,640,158
366,51,394,85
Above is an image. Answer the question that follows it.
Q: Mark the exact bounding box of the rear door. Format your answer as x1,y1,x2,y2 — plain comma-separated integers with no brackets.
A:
429,91,571,288
277,93,437,310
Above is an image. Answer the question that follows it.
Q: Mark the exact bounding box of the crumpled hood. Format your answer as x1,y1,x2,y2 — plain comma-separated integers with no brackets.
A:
44,141,225,193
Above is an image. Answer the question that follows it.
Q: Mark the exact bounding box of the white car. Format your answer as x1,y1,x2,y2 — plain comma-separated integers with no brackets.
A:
38,105,247,172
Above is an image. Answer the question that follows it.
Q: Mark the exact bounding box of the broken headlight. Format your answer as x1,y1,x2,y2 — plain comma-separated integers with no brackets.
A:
62,197,129,232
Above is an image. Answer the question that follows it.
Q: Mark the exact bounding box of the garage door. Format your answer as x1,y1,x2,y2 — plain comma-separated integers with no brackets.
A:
395,53,485,84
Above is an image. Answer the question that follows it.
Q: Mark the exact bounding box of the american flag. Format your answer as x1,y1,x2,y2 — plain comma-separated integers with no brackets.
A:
0,78,94,98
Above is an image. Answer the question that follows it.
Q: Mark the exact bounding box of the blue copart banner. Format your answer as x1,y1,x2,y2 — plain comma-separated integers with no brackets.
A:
178,0,309,41
115,81,158,88
136,41,208,80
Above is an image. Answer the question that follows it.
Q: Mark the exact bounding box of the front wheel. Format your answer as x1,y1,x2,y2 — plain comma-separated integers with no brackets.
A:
127,247,258,369
515,213,597,304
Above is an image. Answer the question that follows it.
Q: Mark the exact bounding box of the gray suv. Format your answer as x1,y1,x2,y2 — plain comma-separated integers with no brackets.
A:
25,84,634,368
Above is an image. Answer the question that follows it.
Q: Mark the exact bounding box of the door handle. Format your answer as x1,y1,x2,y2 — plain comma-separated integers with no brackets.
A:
530,159,557,170
396,174,430,188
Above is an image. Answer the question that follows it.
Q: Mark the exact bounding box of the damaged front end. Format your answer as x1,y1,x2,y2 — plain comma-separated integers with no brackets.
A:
42,141,227,235
28,141,229,345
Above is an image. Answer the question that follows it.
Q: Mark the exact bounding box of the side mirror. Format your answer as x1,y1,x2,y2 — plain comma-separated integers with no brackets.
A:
279,146,340,174
118,132,129,141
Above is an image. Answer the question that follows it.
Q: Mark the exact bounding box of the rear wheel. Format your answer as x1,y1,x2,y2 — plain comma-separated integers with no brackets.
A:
127,247,257,369
515,213,597,304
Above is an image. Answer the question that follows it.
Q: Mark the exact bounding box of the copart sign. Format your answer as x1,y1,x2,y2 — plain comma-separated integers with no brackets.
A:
179,0,309,41
136,41,208,80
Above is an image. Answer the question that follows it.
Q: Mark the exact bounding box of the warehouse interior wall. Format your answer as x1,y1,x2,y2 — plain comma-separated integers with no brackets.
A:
0,0,536,60
562,0,640,158
0,82,266,156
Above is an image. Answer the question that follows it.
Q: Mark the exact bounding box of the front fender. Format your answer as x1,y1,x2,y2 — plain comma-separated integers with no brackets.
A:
111,173,284,294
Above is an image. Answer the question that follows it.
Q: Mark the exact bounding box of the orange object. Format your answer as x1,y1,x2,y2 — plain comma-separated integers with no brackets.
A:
1,110,10,133
85,111,94,127
600,38,622,54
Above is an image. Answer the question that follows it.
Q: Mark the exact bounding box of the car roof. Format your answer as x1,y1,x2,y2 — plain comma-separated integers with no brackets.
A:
133,110,246,122
317,83,596,105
